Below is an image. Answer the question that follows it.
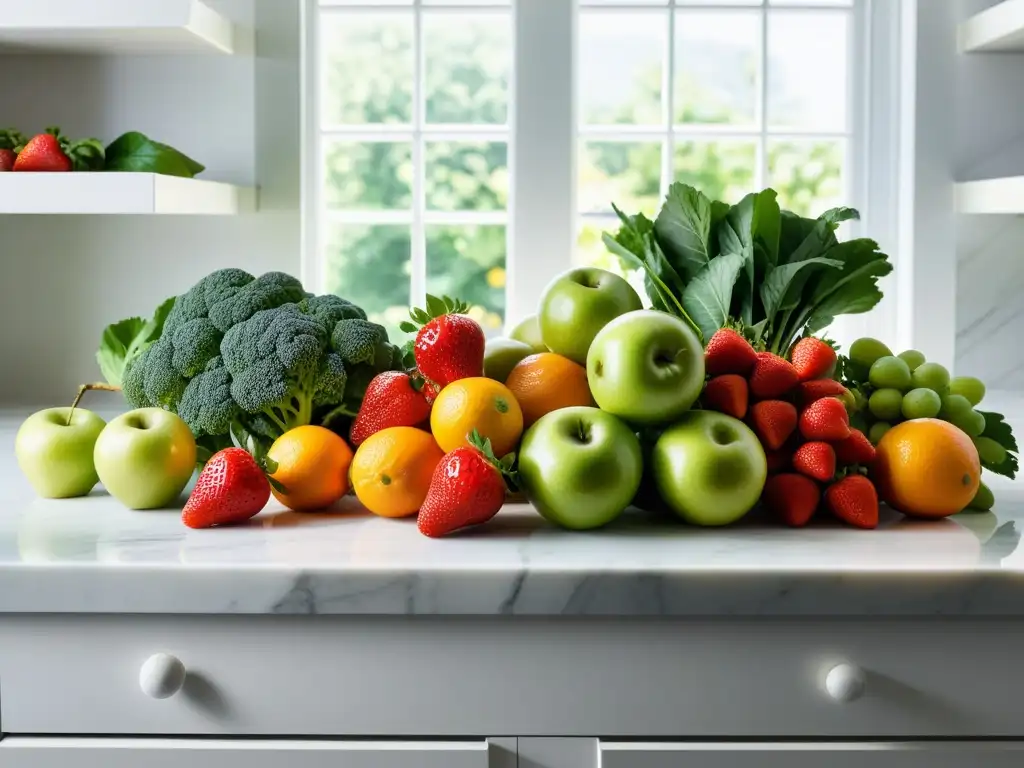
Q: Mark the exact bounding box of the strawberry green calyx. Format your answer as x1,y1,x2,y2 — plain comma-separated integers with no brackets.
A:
0,128,25,151
400,294,471,334
467,428,519,492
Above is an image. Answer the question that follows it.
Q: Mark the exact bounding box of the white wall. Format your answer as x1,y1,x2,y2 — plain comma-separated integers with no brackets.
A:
0,0,301,407
955,0,1024,388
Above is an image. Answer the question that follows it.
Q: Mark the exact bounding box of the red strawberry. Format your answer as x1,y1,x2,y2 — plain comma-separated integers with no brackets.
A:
702,374,748,419
350,371,432,447
13,131,71,172
798,378,848,406
762,473,820,527
418,431,514,538
749,352,800,399
765,448,791,474
182,448,270,529
704,329,757,377
401,295,485,389
789,337,837,382
0,128,24,172
825,475,879,529
792,441,836,482
749,400,797,450
834,428,877,466
799,397,851,442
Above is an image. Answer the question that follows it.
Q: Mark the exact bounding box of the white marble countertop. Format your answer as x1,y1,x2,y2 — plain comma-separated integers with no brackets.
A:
2,413,1024,616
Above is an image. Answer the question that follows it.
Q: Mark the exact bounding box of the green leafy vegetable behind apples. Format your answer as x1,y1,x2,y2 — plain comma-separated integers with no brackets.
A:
604,182,893,356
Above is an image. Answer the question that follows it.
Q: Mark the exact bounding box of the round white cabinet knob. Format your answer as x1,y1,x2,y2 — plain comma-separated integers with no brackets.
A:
139,653,187,699
824,662,866,703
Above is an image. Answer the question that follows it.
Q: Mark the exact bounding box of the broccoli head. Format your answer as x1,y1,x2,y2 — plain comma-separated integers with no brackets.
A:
110,267,405,461
221,304,332,435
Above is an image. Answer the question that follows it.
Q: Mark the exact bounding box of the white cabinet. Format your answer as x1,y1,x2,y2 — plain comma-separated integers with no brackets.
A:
599,743,1024,768
0,738,493,768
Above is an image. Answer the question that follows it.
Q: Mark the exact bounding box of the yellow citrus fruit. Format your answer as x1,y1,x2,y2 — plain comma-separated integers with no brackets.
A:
504,352,595,427
873,418,981,518
430,377,524,456
267,425,354,512
351,427,444,518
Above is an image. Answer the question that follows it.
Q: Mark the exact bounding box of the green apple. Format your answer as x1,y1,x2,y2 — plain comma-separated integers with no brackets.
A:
519,406,642,530
15,407,107,498
94,408,197,510
587,309,704,425
484,338,534,383
653,410,766,526
539,267,642,364
508,315,547,353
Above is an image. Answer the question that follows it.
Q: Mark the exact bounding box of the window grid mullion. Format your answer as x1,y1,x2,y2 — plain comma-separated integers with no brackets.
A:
411,0,427,309
661,0,676,201
757,0,769,191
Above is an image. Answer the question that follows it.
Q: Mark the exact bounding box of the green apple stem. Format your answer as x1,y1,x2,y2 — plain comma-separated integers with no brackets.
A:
68,382,122,425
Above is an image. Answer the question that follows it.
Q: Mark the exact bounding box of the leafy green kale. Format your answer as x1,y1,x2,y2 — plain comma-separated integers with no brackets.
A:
606,182,893,355
96,296,175,387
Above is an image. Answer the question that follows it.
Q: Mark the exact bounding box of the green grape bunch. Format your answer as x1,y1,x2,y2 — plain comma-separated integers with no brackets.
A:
838,337,1019,483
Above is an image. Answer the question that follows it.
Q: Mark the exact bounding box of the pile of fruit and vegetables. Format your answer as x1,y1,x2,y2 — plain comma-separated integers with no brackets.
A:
14,182,1018,537
0,126,204,176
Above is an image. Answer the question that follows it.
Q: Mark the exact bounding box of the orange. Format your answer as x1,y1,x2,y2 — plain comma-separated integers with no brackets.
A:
430,377,524,456
873,418,981,518
267,425,354,511
505,352,595,427
350,427,444,518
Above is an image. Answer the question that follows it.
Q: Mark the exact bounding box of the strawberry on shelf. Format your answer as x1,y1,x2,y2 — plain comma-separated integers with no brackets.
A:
13,127,105,173
0,128,25,172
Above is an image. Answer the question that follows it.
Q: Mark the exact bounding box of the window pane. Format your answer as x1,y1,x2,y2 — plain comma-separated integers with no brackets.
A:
424,13,511,125
675,11,759,126
325,224,411,340
673,140,756,204
768,139,844,217
579,141,662,217
320,14,413,126
425,141,508,211
426,225,506,332
324,141,412,210
767,12,848,131
579,12,665,125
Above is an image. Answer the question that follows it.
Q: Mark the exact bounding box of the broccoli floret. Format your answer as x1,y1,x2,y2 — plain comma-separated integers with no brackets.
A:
165,268,254,332
170,318,222,378
121,346,153,409
302,294,367,326
331,319,393,368
142,338,189,409
221,304,332,436
314,353,348,408
177,356,239,438
208,271,306,333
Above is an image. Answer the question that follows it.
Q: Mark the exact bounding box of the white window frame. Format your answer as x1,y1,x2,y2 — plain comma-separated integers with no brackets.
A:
300,0,905,346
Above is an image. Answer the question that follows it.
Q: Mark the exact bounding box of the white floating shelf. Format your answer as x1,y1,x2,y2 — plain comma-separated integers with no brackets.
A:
0,173,255,216
0,0,237,55
956,176,1024,214
959,0,1024,53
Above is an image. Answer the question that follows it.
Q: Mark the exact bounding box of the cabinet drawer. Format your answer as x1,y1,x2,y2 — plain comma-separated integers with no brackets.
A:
600,742,1024,768
0,738,491,768
2,615,1024,737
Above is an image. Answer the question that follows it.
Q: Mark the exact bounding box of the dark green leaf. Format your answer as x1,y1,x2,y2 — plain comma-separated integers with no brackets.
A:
425,294,447,319
96,318,145,386
760,257,843,322
104,131,206,178
653,183,715,281
716,190,780,325
800,239,893,332
399,321,418,333
682,251,746,341
977,411,1019,479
